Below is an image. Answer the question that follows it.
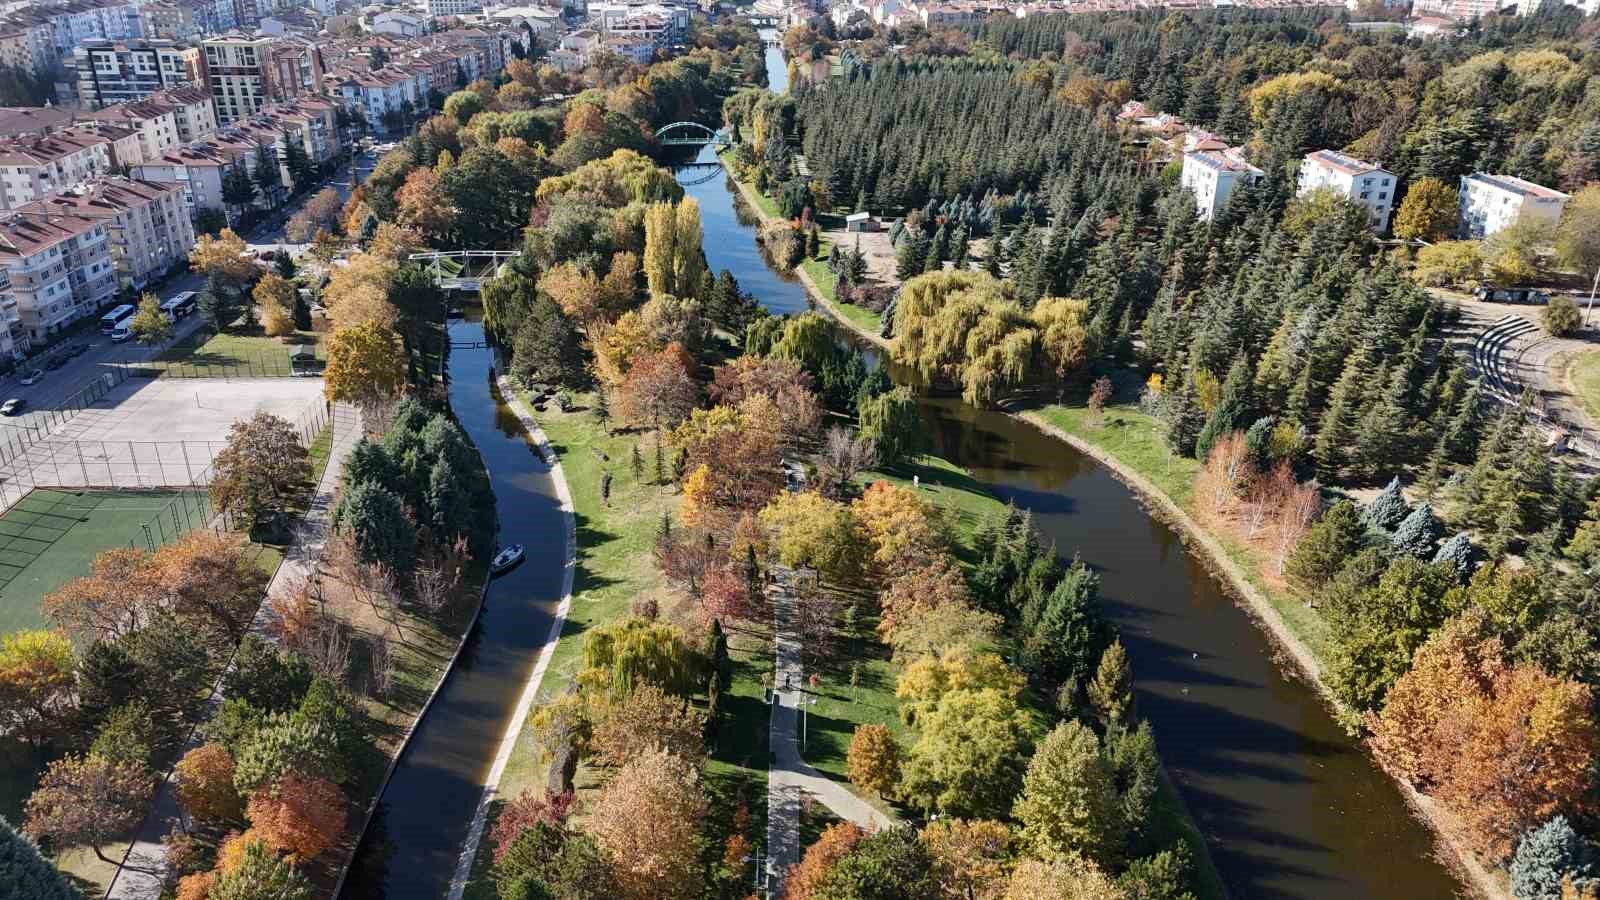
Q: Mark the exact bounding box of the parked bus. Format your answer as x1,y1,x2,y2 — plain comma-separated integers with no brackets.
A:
161,291,197,320
99,304,136,334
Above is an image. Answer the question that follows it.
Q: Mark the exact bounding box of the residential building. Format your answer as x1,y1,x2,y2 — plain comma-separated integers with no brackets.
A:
1297,149,1397,232
0,130,114,210
1458,173,1570,239
332,65,426,131
428,0,486,17
591,2,690,41
0,106,78,139
3,0,146,61
73,39,200,108
201,34,327,125
131,140,249,222
371,9,427,35
1181,147,1263,220
0,209,118,345
87,99,184,163
21,177,193,290
154,85,218,142
1411,0,1507,18
0,23,55,75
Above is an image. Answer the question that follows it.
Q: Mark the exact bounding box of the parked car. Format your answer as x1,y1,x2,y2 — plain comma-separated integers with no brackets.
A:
43,355,67,370
18,369,43,385
0,398,23,416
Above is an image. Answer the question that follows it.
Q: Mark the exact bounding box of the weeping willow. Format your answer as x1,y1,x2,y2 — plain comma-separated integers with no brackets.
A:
582,617,704,698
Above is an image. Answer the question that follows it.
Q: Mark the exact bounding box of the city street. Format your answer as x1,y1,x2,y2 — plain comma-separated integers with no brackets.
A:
0,147,378,436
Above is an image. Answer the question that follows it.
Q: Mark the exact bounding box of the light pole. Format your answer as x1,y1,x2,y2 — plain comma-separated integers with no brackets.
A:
802,696,817,750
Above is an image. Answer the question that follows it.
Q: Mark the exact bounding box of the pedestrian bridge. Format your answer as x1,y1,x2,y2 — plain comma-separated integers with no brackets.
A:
408,250,521,291
657,121,731,147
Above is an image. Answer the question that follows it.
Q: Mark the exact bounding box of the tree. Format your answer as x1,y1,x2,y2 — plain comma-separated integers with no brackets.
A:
1392,177,1458,241
588,683,707,767
1390,502,1443,559
1087,640,1133,727
759,491,864,584
129,292,173,344
642,199,706,300
921,818,1011,900
1511,817,1594,900
1556,184,1600,327
1412,241,1485,287
858,387,923,468
89,701,158,769
222,167,257,223
252,144,281,207
208,839,312,900
1013,720,1122,865
0,629,75,745
900,687,1034,819
444,89,486,124
176,743,245,823
23,754,152,864
152,531,263,645
0,814,80,900
223,636,312,713
785,822,866,900
582,748,707,900
1363,477,1409,532
1326,555,1457,711
581,618,702,698
189,228,255,287
76,639,142,729
1484,218,1551,285
246,773,345,861
254,273,297,337
324,322,407,414
511,297,587,388
232,713,347,796
489,791,575,864
1002,856,1123,900
616,343,698,432
336,481,415,570
846,724,900,797
1021,557,1109,686
1542,296,1583,337
1285,500,1364,593
210,412,310,531
811,827,935,900
1370,615,1600,858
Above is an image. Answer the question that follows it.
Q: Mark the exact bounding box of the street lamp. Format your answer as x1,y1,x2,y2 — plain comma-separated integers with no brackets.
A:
802,696,817,751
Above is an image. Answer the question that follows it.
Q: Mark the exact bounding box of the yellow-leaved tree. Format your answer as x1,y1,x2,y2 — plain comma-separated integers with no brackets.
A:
323,322,406,414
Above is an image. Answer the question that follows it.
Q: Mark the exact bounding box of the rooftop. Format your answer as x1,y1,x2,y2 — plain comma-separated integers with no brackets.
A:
0,129,111,166
1186,148,1262,176
1305,148,1387,177
0,211,104,260
1465,173,1570,201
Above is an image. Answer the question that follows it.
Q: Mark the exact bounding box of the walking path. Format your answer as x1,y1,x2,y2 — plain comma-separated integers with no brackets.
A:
764,462,893,896
103,403,363,900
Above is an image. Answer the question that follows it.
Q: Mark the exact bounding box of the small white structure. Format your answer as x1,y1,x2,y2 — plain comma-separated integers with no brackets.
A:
1180,148,1263,221
1458,173,1570,239
1297,149,1397,233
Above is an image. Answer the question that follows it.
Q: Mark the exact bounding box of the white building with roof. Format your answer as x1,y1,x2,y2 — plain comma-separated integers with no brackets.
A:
1298,149,1397,233
1458,173,1570,239
0,130,115,210
1180,147,1262,220
22,177,194,290
0,209,118,347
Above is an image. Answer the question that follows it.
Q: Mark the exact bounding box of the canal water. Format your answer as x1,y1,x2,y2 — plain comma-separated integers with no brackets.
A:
676,39,1466,900
339,324,568,899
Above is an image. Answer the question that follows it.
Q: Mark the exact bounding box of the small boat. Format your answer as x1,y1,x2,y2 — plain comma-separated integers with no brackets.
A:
491,544,524,574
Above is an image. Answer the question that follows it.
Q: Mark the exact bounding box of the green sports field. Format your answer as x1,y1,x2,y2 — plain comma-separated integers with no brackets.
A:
0,488,209,635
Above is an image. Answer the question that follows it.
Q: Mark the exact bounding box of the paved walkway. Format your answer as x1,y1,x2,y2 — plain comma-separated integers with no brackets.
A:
764,462,894,896
104,403,363,900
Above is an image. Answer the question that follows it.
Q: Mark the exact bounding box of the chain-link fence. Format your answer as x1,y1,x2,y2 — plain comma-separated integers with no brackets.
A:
128,348,326,380
0,398,332,512
0,367,134,465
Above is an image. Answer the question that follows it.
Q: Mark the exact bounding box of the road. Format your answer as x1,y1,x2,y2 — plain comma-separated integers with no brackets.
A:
0,149,378,437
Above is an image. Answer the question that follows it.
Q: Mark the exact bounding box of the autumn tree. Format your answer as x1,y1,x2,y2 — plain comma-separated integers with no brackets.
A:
130,292,173,344
1087,640,1133,727
1002,856,1123,900
253,273,297,338
921,818,1011,900
395,166,456,241
1370,613,1600,858
207,839,312,900
588,682,707,767
583,748,707,900
324,322,407,414
210,412,310,531
1392,177,1457,242
24,754,152,864
852,480,942,577
488,790,575,864
900,687,1034,819
1013,720,1122,865
759,491,864,584
784,822,865,900
152,530,264,644
41,547,155,642
176,743,245,823
846,724,900,797
896,644,1025,727
642,198,705,299
189,229,256,288
246,773,345,861
616,342,698,432
581,617,703,698
0,629,75,744
810,827,935,898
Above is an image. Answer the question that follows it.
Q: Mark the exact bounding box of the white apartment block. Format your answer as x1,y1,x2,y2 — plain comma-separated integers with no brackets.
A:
0,130,114,211
156,85,219,143
22,177,194,290
1458,173,1570,239
89,99,184,162
74,39,200,109
202,34,326,124
428,0,485,17
1181,148,1263,220
371,10,427,36
1298,149,1397,233
3,0,146,60
333,66,427,131
591,2,690,40
1412,0,1507,17
0,209,118,345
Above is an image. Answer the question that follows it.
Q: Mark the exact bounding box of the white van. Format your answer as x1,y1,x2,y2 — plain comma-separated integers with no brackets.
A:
109,322,133,343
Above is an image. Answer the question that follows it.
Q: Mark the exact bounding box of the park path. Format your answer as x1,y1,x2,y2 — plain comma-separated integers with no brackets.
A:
103,403,363,900
764,464,894,897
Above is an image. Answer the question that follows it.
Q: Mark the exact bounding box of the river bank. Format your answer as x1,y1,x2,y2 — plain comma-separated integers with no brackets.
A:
722,152,1506,900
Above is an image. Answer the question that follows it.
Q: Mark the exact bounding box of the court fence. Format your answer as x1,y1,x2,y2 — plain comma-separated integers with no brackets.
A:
0,366,134,466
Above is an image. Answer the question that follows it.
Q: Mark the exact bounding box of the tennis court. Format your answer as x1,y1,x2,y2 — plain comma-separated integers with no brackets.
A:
0,488,206,635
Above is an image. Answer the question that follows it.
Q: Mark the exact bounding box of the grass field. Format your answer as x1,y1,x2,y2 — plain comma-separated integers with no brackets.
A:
1571,349,1600,424
157,325,322,377
0,488,207,634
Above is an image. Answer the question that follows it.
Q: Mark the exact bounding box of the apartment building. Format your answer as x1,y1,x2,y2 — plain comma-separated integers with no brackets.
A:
21,178,193,290
201,33,326,123
592,2,690,41
2,0,145,61
154,85,219,142
371,10,427,36
1181,147,1263,220
1458,173,1570,239
332,66,427,130
1297,149,1398,233
87,99,183,163
0,209,118,344
0,23,55,75
73,39,201,108
427,0,486,18
0,130,115,211
131,140,248,222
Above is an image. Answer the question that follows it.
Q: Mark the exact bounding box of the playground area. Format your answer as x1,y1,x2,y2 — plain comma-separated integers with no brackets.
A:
0,377,326,508
0,488,207,633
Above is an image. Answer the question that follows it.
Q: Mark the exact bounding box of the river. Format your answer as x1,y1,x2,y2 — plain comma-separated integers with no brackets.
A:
339,324,569,900
673,39,1466,900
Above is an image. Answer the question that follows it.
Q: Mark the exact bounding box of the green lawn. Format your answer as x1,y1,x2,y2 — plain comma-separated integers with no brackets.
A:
1570,350,1600,425
156,326,321,377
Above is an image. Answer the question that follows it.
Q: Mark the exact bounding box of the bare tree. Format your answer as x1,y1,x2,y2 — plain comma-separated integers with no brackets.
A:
368,634,395,699
305,618,351,685
813,426,877,500
413,537,467,619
